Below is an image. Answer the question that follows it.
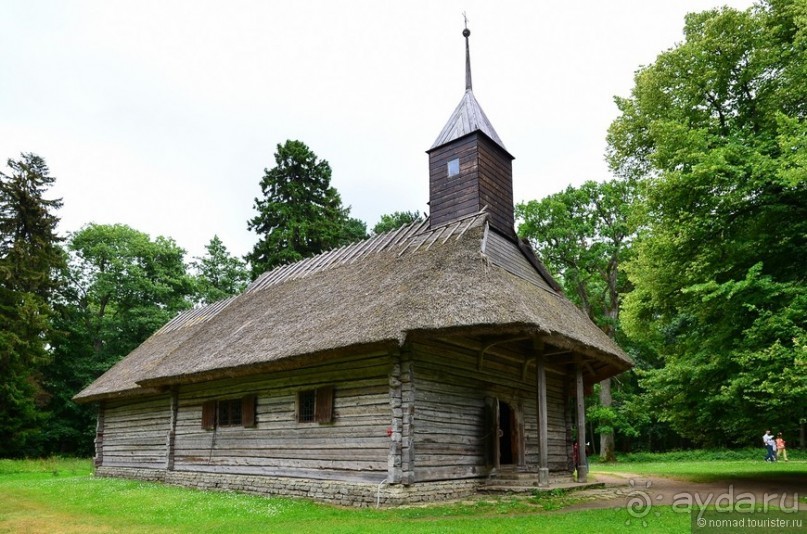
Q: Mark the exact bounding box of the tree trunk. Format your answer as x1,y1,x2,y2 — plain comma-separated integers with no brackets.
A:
599,377,616,462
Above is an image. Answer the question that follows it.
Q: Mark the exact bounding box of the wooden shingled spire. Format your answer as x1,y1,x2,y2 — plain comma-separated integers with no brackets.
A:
427,18,516,239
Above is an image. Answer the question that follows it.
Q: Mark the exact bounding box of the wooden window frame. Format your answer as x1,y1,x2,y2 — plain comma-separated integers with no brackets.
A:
447,157,460,177
201,394,257,430
218,398,242,427
297,390,316,423
297,386,334,424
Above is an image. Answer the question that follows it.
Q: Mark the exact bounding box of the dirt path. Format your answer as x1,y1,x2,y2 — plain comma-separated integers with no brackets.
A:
564,471,805,512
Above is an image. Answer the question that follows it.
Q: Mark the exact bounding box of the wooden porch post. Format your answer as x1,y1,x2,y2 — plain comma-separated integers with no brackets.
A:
534,339,549,485
575,356,588,482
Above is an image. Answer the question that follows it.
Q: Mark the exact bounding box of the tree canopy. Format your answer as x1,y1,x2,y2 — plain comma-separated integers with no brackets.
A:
517,179,639,459
372,211,423,235
41,224,195,455
246,140,367,278
607,0,807,446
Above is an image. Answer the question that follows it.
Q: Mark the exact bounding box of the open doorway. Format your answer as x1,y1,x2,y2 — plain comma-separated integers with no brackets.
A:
485,397,523,470
499,401,515,466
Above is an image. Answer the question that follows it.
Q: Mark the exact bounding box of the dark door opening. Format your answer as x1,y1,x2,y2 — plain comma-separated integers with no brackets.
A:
499,401,514,465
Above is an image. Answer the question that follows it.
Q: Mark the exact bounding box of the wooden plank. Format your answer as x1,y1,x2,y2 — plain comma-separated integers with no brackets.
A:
537,350,549,471
101,394,171,469
576,359,588,482
172,464,387,483
176,435,390,450
485,232,551,289
174,456,387,471
414,465,485,482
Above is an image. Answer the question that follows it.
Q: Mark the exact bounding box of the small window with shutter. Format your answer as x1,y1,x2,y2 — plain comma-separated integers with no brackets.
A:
218,399,242,427
201,395,258,430
297,386,334,424
298,390,316,422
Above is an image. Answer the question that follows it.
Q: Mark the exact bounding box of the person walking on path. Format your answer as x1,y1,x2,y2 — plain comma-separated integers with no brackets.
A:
776,432,788,462
763,430,777,462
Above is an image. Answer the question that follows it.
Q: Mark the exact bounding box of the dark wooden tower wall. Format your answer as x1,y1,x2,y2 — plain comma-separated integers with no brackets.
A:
428,131,515,238
477,134,515,237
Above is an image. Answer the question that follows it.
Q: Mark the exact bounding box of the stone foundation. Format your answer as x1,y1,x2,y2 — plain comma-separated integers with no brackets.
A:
94,466,481,506
95,466,166,483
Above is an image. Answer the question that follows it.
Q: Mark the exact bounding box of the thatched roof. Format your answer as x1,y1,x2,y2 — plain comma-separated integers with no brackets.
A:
75,211,631,403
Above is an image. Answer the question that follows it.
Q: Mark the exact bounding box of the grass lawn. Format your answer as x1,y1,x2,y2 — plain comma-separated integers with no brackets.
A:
2,457,802,533
591,456,807,484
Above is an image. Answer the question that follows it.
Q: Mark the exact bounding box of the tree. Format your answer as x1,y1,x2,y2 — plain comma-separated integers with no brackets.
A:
190,235,250,305
372,211,423,235
41,224,195,454
0,153,64,457
343,217,369,243
246,140,366,278
517,179,638,460
607,0,807,446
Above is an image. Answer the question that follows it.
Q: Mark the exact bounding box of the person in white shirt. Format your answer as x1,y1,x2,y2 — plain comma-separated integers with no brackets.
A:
762,430,776,462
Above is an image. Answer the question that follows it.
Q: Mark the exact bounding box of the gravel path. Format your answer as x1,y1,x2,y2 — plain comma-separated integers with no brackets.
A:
564,470,805,512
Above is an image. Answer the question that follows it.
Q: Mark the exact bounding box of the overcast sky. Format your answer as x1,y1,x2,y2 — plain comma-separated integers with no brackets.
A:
1,0,755,260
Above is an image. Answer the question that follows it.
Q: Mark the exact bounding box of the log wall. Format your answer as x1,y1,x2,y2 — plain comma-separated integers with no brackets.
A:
100,395,172,469
96,341,573,494
410,338,570,482
171,350,392,484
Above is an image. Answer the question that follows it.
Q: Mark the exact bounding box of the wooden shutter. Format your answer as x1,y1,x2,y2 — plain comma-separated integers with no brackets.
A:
202,400,216,430
315,385,334,424
241,394,257,428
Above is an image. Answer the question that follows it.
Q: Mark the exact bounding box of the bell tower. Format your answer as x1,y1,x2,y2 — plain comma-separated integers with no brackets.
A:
427,21,516,239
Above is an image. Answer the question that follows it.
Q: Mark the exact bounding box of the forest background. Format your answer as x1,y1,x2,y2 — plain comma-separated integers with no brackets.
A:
1,0,804,458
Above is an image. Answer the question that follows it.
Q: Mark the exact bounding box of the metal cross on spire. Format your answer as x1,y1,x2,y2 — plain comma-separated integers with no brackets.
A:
463,13,472,91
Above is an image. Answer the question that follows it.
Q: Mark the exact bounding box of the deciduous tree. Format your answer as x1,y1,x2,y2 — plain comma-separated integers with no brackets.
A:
372,211,423,235
607,0,807,446
42,224,194,454
517,179,638,460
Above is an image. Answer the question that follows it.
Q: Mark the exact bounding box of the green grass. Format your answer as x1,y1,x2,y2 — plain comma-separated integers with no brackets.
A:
3,456,802,533
0,458,678,533
591,457,806,484
0,456,91,476
592,447,806,464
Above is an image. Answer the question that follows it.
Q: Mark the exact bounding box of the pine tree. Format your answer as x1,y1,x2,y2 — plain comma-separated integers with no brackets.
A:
191,235,249,305
246,140,366,278
0,153,64,456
